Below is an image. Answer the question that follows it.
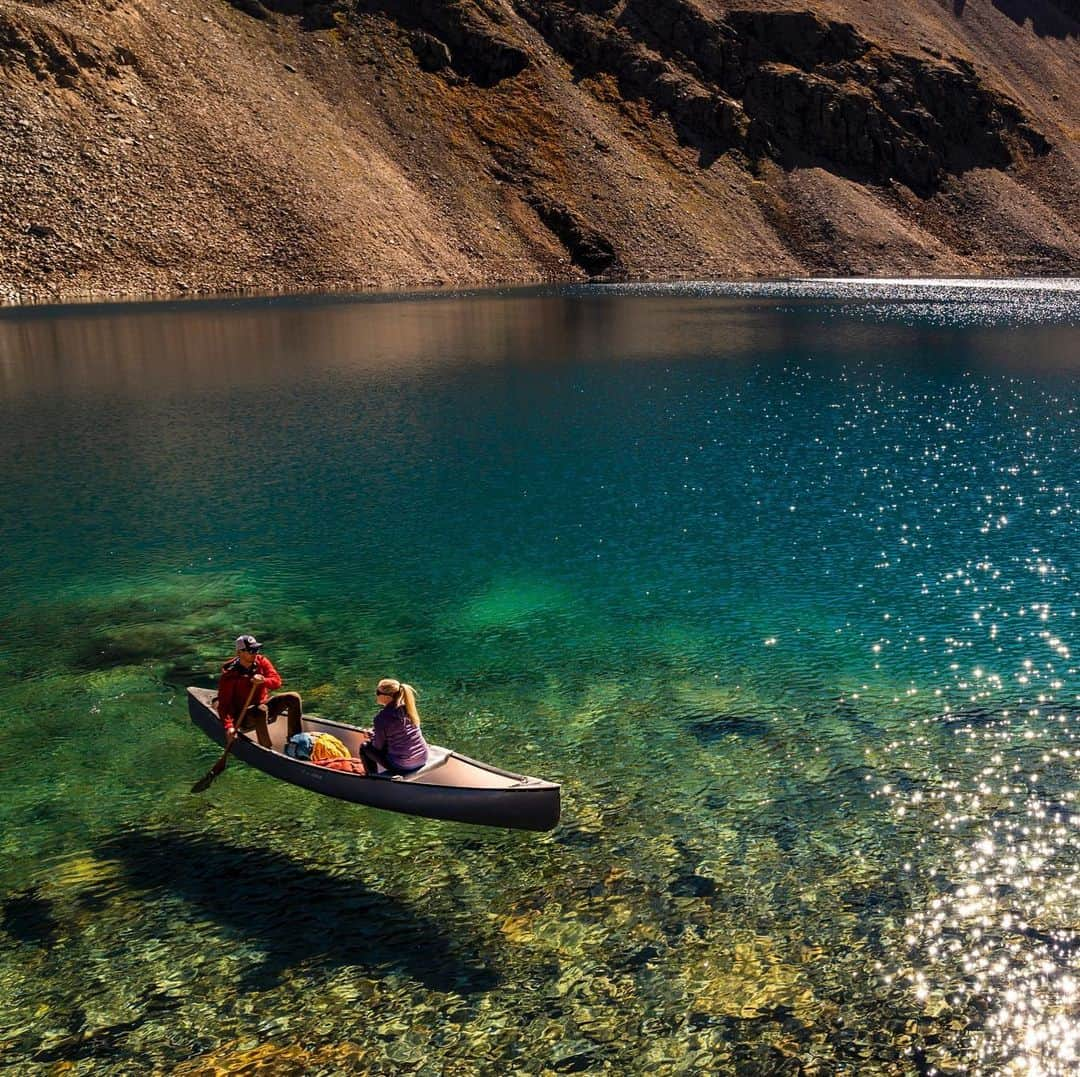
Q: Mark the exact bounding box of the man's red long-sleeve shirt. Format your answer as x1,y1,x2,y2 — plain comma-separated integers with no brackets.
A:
216,655,282,732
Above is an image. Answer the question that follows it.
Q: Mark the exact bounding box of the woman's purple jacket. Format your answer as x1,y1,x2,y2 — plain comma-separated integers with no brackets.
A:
370,704,429,769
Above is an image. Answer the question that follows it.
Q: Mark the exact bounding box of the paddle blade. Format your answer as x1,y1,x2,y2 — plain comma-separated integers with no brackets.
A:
191,751,229,793
190,769,217,794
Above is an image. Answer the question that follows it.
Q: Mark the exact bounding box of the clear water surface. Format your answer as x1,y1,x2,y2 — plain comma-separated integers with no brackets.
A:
1,280,1078,1074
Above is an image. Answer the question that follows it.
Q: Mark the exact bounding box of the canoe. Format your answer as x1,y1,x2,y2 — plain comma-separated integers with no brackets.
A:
186,687,561,831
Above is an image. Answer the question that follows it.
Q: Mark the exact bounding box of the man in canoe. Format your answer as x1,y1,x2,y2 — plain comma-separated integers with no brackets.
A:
217,634,302,750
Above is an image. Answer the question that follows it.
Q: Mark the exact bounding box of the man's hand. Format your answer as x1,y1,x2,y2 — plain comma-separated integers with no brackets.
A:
251,674,266,685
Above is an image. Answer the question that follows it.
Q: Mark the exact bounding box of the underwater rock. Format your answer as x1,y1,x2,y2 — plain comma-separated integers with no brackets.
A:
687,713,772,742
74,623,195,670
45,854,123,892
552,824,603,849
939,706,1004,728
0,887,60,948
682,937,819,1022
670,873,717,898
618,943,660,970
173,1040,367,1075
160,659,217,689
500,911,541,946
31,1016,146,1065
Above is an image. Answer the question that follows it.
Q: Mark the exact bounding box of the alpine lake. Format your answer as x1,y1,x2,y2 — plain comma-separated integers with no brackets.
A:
1,279,1078,1075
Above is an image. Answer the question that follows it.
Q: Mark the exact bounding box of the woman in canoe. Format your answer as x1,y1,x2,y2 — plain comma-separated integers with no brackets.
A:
360,678,429,776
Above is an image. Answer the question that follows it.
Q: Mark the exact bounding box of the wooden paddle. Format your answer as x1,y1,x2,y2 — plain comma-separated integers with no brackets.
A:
191,678,259,793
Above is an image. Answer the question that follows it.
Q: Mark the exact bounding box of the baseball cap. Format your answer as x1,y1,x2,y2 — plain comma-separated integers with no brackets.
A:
235,634,262,653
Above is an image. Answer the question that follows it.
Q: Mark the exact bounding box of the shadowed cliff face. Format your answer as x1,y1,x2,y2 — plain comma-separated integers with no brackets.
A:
236,0,531,84
240,0,1052,188
513,1,1050,189
0,0,1077,303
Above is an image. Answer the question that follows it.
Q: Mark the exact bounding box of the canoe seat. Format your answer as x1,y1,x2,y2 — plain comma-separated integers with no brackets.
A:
396,746,451,781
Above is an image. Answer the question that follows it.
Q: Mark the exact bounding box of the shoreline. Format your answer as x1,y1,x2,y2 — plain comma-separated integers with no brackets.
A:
4,0,1077,321
3,270,1079,316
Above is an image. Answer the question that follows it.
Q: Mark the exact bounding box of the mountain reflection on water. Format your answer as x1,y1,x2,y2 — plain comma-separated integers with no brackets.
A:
3,280,1077,397
0,281,1078,1074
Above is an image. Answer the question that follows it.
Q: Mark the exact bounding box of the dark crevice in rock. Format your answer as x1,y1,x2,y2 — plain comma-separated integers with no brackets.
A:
727,8,870,70
353,0,531,86
483,135,544,184
371,0,531,87
227,0,273,20
228,0,530,85
411,28,452,72
526,193,620,275
227,0,342,31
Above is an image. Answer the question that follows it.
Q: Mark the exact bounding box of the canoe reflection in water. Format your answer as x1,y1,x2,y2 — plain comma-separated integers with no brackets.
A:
94,829,500,994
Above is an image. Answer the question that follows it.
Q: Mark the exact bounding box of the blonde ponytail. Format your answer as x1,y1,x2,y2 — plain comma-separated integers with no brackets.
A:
399,683,421,726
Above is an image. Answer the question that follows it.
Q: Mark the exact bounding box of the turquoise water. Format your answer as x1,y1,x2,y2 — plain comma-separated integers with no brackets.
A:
1,281,1078,1073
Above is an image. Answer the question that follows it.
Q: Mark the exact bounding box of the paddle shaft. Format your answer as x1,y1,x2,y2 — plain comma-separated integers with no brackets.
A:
192,677,260,791
218,677,261,765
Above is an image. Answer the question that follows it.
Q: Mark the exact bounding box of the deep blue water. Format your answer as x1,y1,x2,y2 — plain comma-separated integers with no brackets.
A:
0,280,1078,1074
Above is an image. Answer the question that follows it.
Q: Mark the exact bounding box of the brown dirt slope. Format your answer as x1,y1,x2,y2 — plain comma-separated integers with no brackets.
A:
0,0,1077,303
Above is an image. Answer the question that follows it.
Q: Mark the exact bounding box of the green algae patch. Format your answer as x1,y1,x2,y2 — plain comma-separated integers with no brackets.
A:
453,577,575,631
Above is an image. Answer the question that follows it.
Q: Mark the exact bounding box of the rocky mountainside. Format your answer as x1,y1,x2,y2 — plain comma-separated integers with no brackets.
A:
1,0,1077,303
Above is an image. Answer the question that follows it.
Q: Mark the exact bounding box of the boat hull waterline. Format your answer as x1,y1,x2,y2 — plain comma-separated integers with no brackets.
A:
187,687,561,831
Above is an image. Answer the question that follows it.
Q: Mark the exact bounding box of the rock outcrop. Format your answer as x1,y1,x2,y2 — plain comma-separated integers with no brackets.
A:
514,1,1051,190
0,9,136,86
0,0,1076,304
